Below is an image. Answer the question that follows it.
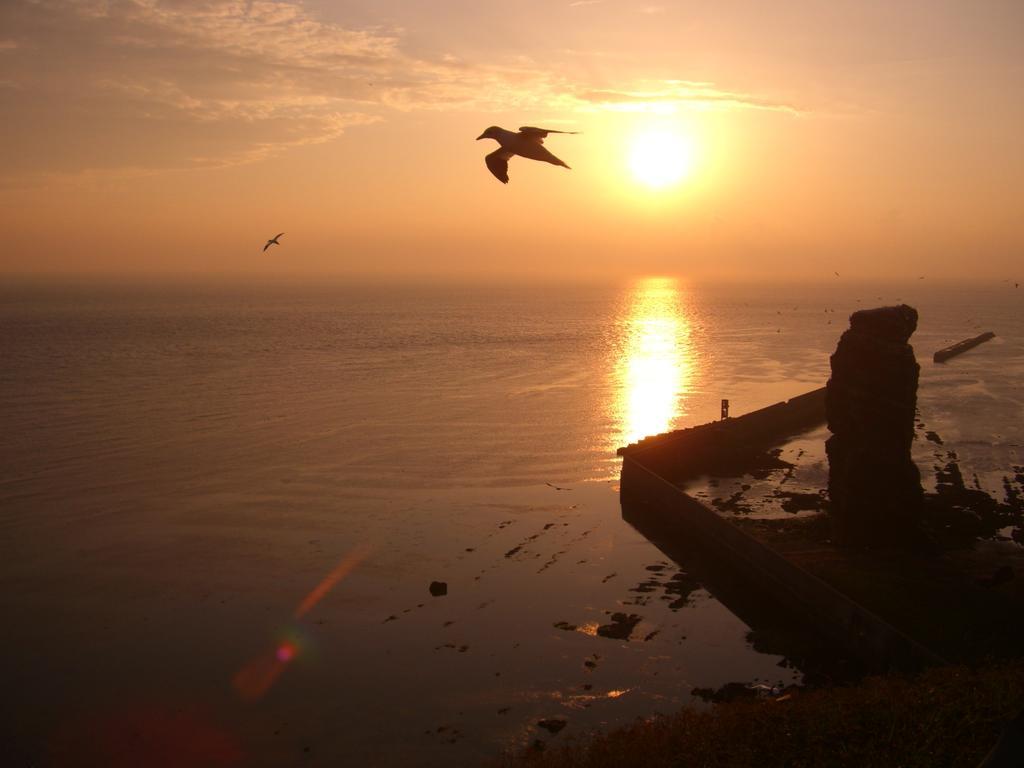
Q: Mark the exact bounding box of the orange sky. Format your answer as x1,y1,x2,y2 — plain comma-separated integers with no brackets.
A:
1,0,1021,282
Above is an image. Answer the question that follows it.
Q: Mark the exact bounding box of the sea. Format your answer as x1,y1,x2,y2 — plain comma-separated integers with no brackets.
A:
2,277,1021,766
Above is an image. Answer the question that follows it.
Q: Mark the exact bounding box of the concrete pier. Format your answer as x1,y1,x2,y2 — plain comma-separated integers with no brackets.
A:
933,332,996,363
618,387,827,483
618,392,1024,670
620,451,941,672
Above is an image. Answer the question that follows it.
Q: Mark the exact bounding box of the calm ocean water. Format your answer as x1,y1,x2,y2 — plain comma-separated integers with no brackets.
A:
2,278,1021,765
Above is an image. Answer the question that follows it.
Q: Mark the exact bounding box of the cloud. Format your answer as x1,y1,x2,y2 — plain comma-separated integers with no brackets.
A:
576,82,801,115
0,0,587,181
0,0,794,183
0,0,401,179
568,0,666,11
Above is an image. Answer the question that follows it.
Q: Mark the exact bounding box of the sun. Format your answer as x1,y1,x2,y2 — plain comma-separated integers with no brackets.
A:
628,130,694,188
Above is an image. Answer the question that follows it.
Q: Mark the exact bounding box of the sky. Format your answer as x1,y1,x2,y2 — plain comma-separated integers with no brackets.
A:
0,0,1021,282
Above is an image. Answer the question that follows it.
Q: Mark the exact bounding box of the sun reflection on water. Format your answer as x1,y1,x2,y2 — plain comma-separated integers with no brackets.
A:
614,277,693,448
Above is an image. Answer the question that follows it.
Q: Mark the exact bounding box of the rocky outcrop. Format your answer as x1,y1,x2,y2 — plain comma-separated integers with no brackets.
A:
826,305,923,546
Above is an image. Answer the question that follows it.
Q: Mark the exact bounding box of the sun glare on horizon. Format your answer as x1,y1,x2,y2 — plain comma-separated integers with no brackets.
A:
628,130,695,189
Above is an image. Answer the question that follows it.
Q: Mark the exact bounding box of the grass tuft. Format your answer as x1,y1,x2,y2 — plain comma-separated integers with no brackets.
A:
508,662,1024,768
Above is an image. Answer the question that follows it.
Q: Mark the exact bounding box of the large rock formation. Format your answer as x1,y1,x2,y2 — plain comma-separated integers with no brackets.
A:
826,305,923,546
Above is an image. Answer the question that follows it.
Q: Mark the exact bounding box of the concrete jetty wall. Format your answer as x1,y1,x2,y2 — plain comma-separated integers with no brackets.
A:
618,386,943,671
933,331,996,363
620,454,943,671
618,387,827,483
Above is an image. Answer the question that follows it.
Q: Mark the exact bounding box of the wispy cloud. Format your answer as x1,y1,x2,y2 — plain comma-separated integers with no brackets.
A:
0,0,403,178
0,0,588,180
568,0,664,10
576,82,801,115
0,0,794,183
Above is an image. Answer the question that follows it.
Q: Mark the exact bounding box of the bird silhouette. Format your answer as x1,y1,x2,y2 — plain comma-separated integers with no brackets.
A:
545,482,573,491
263,232,284,252
476,126,578,184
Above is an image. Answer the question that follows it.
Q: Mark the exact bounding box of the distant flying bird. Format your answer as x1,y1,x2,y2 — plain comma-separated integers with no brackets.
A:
545,482,573,491
476,126,578,184
263,232,284,252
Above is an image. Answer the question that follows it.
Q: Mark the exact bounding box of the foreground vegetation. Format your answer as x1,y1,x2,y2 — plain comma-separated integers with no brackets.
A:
511,663,1024,768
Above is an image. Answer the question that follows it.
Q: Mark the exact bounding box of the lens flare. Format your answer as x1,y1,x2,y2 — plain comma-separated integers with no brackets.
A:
293,545,370,619
233,545,370,702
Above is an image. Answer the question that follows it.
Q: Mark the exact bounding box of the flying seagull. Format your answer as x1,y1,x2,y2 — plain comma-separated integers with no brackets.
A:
476,126,578,184
263,232,284,252
545,482,573,491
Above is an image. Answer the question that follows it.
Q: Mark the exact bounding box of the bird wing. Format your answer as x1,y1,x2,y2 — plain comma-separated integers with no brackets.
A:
263,242,272,251
274,232,284,240
485,149,513,184
518,126,579,144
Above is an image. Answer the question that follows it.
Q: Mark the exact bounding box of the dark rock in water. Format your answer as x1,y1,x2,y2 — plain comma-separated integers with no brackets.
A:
977,565,1014,588
629,579,659,594
428,581,448,597
537,718,567,734
826,305,924,546
596,612,642,640
691,682,759,703
711,490,754,515
923,457,1021,547
773,490,826,514
664,571,702,611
